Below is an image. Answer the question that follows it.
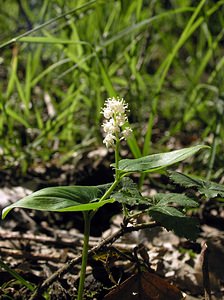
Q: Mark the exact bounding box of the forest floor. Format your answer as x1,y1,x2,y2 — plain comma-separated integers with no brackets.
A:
0,151,224,300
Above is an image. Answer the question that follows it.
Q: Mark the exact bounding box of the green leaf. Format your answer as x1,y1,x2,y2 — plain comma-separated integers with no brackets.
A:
18,36,90,46
149,206,199,240
112,178,145,206
169,171,203,188
147,192,200,240
97,57,116,97
6,107,30,128
117,145,209,173
0,259,35,291
154,193,198,208
170,171,224,198
2,184,114,219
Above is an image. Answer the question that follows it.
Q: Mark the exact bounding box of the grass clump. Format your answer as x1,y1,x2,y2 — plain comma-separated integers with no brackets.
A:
0,0,223,178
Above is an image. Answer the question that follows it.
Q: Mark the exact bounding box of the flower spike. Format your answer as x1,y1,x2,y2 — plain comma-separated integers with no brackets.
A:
101,97,132,148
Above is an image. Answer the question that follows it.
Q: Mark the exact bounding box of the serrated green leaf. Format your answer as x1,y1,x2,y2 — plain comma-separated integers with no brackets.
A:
117,145,208,173
112,192,143,206
2,184,114,219
169,171,204,188
112,178,145,206
154,193,198,208
149,205,184,217
170,171,224,198
198,181,224,198
149,206,199,240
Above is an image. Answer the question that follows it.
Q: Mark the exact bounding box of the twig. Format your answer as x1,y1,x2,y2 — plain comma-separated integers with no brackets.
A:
0,230,79,247
200,242,211,300
0,248,73,263
0,230,100,247
30,221,157,299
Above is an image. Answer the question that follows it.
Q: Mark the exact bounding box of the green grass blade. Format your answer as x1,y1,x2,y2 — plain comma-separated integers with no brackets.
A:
97,56,116,96
6,107,30,128
15,75,29,116
18,36,91,46
31,58,71,86
0,259,35,291
6,48,18,98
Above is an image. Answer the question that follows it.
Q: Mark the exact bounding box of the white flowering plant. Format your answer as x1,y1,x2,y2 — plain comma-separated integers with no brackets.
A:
2,96,208,299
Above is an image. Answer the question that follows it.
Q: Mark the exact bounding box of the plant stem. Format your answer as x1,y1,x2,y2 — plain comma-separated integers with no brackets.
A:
206,116,221,180
77,212,91,300
115,136,120,180
77,136,121,298
99,179,120,203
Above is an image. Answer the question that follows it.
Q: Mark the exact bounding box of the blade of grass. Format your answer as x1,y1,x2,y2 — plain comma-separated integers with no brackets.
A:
25,52,32,111
31,58,71,86
18,36,91,46
6,107,30,128
96,56,116,96
6,47,18,98
15,75,29,117
0,259,35,291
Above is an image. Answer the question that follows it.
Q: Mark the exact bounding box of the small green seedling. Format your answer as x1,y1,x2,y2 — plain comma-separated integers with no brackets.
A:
2,97,208,299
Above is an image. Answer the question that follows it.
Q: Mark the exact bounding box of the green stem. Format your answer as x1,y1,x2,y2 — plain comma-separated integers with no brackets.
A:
115,136,120,180
99,179,120,203
77,136,122,298
77,212,91,300
98,138,121,204
206,116,221,180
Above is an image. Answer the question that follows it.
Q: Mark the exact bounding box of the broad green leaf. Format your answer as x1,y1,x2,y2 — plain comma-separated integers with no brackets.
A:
170,171,224,198
2,184,114,219
154,193,198,208
149,206,199,240
117,145,209,173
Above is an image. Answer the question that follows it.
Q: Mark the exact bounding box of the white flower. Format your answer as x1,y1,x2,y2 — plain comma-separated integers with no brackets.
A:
102,107,113,119
116,114,127,127
101,96,132,148
122,127,132,139
102,119,119,134
103,133,116,148
108,98,126,114
101,97,128,119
